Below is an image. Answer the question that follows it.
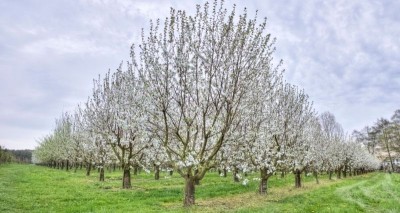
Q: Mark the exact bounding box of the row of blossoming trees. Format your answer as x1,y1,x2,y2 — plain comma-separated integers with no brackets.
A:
33,1,379,206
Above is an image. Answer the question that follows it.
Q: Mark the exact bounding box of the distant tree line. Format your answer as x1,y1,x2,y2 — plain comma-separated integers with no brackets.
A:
10,149,33,163
0,146,15,164
0,146,32,164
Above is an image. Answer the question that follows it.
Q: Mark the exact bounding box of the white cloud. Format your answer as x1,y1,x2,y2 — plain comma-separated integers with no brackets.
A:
21,36,114,55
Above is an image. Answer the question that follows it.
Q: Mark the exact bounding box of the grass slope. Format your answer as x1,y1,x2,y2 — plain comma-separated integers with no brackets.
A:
0,164,399,212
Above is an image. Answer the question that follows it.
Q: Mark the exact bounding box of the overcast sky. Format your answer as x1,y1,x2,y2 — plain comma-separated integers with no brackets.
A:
1,0,399,150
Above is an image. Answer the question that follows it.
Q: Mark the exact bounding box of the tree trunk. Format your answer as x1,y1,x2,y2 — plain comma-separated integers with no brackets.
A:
133,164,139,175
169,170,173,176
184,177,195,207
99,167,105,181
66,160,69,171
281,171,285,178
233,167,239,182
329,171,333,180
86,162,91,176
337,168,342,179
258,168,271,195
386,142,395,172
313,171,319,184
295,169,302,188
123,168,131,189
154,164,160,180
223,168,227,177
194,169,200,185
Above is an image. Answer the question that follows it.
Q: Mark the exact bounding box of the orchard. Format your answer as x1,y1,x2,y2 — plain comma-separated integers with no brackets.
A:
33,0,380,207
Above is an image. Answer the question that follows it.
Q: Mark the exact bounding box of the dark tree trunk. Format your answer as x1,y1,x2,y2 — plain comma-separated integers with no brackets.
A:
80,162,83,170
233,167,239,182
133,164,139,175
154,164,160,180
169,170,174,176
194,169,200,185
123,168,131,189
184,177,195,207
281,171,285,178
113,163,116,172
337,168,342,179
99,167,105,181
258,168,271,195
313,171,319,184
66,160,69,171
86,162,91,176
329,171,333,180
295,169,302,188
223,168,227,177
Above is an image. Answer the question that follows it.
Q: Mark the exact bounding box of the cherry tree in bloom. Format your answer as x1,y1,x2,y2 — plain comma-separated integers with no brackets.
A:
69,110,85,172
71,106,98,176
278,85,314,188
247,82,313,192
81,103,115,181
34,113,76,171
33,134,58,167
137,1,279,206
304,117,327,184
289,115,322,186
85,65,149,188
141,138,170,180
350,143,380,173
53,113,74,171
232,66,283,194
318,112,345,179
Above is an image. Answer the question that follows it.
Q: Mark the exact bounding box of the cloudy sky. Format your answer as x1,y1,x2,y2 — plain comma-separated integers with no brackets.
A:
1,0,399,150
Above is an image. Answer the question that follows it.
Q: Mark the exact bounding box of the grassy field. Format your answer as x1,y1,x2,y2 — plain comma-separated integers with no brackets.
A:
0,164,399,212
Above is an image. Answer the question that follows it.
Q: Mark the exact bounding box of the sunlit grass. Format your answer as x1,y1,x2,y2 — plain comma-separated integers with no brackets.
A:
1,164,399,212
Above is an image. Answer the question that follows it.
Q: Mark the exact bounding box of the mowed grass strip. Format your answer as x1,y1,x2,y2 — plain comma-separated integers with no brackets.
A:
229,173,400,213
1,164,399,212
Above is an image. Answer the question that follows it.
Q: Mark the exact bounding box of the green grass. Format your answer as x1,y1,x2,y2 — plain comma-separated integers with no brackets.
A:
0,164,399,212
